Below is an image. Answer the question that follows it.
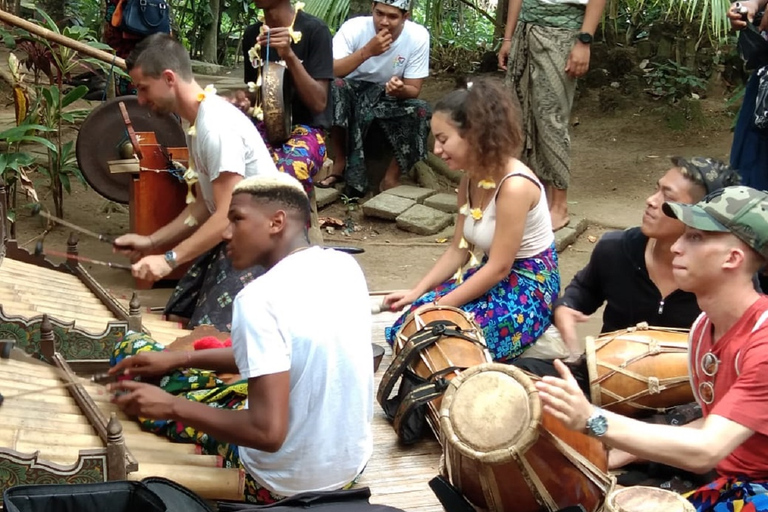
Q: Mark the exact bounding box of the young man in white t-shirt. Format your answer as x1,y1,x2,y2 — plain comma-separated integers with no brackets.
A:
115,34,279,332
110,173,374,503
317,0,431,196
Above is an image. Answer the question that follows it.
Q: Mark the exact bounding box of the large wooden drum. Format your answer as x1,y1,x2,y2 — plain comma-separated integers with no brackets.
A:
379,305,492,439
440,363,613,512
586,323,694,417
604,486,695,512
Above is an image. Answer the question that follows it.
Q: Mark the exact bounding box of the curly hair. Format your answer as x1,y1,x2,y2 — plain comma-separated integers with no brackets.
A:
433,77,523,177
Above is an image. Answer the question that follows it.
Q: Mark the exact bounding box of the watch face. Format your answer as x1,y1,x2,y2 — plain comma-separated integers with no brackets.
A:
578,33,593,44
590,415,608,436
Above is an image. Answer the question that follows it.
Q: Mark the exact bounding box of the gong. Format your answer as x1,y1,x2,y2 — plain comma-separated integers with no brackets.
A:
261,64,293,145
76,96,186,204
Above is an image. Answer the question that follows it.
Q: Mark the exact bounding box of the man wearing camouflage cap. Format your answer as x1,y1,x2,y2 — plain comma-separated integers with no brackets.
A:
319,0,431,196
514,157,740,487
517,157,739,365
535,185,768,511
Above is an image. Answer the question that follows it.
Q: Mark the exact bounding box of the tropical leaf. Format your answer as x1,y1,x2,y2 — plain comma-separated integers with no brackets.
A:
61,85,88,108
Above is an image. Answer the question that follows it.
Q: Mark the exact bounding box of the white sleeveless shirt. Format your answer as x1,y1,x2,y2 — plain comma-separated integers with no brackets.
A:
462,171,554,258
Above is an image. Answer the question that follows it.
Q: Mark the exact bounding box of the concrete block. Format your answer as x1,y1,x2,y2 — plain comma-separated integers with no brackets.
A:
423,192,458,214
315,187,340,209
555,216,588,253
362,194,416,221
384,185,436,204
396,204,454,236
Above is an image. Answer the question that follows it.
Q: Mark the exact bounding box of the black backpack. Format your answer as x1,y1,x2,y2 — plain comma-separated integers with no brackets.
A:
3,478,406,512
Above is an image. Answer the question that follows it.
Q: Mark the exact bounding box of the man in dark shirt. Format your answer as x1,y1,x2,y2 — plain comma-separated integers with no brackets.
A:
514,157,740,379
514,157,740,489
236,0,334,192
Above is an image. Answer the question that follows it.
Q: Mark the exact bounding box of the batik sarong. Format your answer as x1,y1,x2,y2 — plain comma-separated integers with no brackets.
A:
506,24,578,191
255,122,327,194
112,332,362,503
385,243,560,362
332,78,431,195
164,242,264,332
111,333,285,503
686,476,768,511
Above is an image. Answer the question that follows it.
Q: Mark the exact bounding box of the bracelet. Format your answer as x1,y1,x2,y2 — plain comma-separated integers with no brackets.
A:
502,37,512,41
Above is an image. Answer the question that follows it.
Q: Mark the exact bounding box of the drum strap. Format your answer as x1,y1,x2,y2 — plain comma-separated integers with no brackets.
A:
376,321,481,407
392,379,450,440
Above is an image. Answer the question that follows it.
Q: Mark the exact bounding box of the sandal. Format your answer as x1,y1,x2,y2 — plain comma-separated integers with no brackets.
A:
316,174,344,188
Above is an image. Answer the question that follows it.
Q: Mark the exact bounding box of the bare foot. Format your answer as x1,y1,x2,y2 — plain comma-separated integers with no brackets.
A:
551,213,571,232
549,188,570,231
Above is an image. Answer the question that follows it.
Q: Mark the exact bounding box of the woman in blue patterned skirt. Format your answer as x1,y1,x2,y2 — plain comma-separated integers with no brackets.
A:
383,78,560,362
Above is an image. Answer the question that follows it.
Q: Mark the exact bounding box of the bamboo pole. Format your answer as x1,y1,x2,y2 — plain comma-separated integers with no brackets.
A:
0,9,127,70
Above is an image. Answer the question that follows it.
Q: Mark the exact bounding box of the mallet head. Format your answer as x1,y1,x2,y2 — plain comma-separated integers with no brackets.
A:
34,241,44,258
31,203,42,216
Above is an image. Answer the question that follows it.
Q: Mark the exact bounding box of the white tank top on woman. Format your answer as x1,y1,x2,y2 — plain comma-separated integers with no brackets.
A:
462,171,554,258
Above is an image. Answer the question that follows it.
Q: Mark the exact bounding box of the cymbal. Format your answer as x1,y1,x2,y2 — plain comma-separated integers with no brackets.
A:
76,96,186,204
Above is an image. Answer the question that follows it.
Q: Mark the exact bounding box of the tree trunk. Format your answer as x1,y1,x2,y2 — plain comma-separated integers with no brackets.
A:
494,0,508,40
200,0,220,63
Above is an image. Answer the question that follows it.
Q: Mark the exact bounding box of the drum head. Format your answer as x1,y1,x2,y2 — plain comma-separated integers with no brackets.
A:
76,96,186,204
606,486,694,512
440,362,540,464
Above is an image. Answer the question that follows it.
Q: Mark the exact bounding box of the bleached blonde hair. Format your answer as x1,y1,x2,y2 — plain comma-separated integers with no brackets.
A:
233,172,307,196
232,172,310,225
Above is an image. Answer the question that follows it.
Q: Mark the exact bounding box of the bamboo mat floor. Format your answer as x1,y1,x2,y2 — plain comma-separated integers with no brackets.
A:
359,302,443,512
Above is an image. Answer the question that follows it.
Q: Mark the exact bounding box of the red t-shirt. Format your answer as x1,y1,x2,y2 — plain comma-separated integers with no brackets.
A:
689,296,768,479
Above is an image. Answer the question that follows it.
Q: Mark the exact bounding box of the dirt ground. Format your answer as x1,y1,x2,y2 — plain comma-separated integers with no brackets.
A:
1,69,735,338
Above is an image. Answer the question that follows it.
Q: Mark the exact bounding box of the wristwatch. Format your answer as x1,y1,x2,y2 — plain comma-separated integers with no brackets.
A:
585,407,608,437
164,250,178,269
576,32,593,44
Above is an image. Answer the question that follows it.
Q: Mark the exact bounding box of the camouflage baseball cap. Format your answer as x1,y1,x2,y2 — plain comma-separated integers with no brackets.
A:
671,156,740,195
662,186,768,259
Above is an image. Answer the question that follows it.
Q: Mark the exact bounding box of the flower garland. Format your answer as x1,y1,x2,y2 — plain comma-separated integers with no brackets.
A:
452,177,497,283
245,2,304,120
181,83,218,226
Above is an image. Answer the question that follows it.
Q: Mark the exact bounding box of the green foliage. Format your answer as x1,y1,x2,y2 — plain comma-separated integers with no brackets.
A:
304,0,350,33
7,6,105,218
645,60,708,103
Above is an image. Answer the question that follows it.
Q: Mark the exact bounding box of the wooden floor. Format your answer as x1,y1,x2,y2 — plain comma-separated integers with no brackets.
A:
360,303,443,512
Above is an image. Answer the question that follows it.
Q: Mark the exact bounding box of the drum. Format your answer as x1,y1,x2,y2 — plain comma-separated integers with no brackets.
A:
440,363,613,512
378,305,492,439
604,486,695,512
586,323,694,417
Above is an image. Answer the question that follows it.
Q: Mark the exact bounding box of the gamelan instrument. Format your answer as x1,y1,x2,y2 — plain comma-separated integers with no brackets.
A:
603,486,695,512
439,363,614,512
586,323,694,417
75,95,190,289
377,305,492,442
260,64,293,145
0,348,244,501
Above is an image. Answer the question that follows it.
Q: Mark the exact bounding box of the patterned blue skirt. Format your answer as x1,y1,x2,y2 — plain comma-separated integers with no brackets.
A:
385,243,560,362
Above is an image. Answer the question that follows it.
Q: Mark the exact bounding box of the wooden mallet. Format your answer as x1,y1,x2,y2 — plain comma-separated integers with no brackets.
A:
31,203,124,246
34,240,132,271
